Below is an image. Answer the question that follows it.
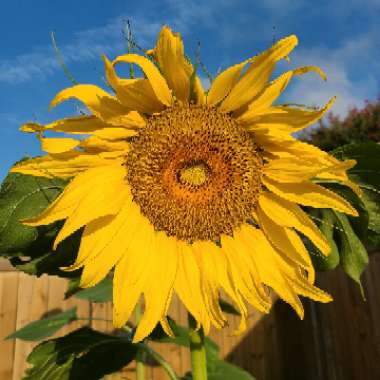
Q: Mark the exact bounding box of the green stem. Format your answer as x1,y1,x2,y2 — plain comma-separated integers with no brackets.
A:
188,313,208,380
140,345,179,380
121,326,179,380
135,303,145,380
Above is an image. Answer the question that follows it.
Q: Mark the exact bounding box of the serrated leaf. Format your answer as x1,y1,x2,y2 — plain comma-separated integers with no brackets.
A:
0,170,66,254
312,210,340,270
7,307,77,341
23,327,137,380
334,212,369,295
74,276,113,302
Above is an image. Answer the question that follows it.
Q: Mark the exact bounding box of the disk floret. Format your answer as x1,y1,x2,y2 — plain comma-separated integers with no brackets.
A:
127,104,263,242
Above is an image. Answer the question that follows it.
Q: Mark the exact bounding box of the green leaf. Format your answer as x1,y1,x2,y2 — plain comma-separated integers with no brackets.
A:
74,276,113,302
312,210,340,270
64,277,81,299
7,307,77,341
0,170,65,254
9,228,82,277
334,212,369,295
361,188,380,235
181,333,256,380
23,327,137,380
330,142,380,247
207,360,256,380
219,299,240,316
332,142,380,190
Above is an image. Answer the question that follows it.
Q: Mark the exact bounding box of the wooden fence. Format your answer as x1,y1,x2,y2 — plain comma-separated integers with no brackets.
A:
0,253,379,380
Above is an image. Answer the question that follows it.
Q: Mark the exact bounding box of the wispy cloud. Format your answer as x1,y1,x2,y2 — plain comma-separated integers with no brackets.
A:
0,0,233,85
0,15,162,84
280,31,378,117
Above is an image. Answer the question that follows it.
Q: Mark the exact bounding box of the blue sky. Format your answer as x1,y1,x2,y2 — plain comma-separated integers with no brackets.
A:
1,0,379,180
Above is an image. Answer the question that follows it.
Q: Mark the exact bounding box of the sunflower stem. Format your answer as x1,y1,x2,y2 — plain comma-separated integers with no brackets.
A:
135,302,145,380
188,313,208,380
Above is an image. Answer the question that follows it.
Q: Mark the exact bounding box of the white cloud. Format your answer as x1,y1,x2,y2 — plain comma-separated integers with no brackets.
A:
279,32,378,118
0,0,234,85
0,15,162,84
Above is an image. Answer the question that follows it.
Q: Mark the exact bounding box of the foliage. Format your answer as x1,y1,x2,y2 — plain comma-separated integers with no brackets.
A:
300,96,380,151
6,308,77,341
22,327,137,380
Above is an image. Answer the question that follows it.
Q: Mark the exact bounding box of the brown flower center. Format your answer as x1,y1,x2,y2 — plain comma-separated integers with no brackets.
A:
126,104,263,242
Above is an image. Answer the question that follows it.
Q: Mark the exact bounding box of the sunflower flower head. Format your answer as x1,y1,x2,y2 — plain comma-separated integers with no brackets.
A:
13,25,360,343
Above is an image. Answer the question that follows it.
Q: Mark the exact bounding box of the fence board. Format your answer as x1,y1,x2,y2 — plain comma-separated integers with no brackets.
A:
0,272,19,380
0,253,379,380
12,274,49,380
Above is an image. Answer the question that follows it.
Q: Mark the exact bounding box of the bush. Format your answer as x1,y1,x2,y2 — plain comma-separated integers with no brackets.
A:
300,96,380,151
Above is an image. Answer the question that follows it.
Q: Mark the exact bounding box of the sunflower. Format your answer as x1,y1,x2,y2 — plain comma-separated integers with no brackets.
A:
12,26,359,343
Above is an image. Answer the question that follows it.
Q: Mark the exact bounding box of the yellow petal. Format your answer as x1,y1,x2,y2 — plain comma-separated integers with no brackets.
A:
21,116,109,135
206,60,248,107
263,176,358,216
239,225,305,318
22,165,120,226
49,84,126,122
93,127,138,140
192,240,247,333
289,269,332,304
256,205,315,282
133,232,178,342
193,76,206,106
237,71,293,117
67,200,135,272
80,136,130,153
10,151,113,178
104,111,146,129
193,240,243,331
236,65,326,120
263,157,332,183
220,35,298,112
40,137,80,154
258,192,330,254
154,25,194,102
53,166,131,249
293,65,327,81
240,96,336,132
221,232,271,314
79,202,146,288
103,55,164,114
113,54,172,107
113,215,155,328
174,242,208,328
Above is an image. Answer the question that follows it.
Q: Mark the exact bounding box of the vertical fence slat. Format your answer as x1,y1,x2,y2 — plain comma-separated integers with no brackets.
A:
12,273,49,380
1,253,380,380
0,272,19,380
